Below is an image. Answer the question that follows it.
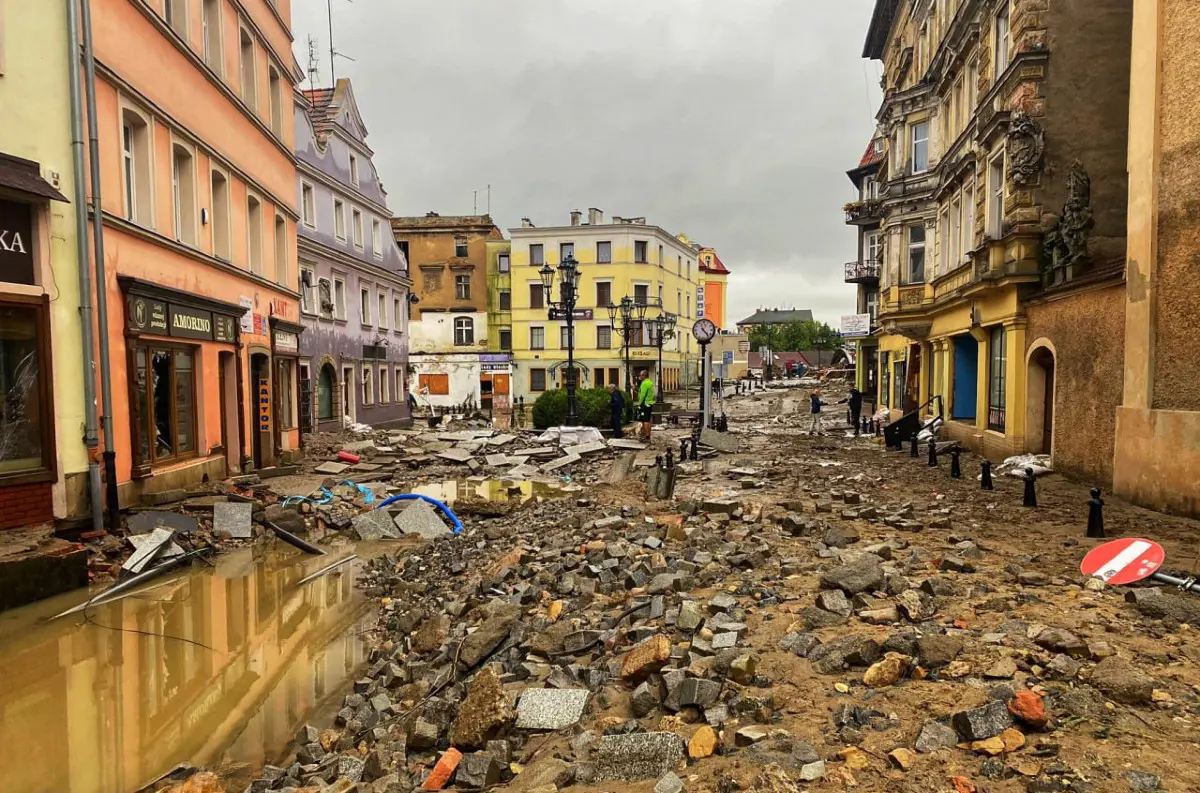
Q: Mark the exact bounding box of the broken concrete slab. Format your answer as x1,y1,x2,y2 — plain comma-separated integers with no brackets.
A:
352,509,401,540
392,499,452,539
314,461,351,475
213,502,253,539
126,510,199,536
436,448,475,463
542,453,581,472
484,454,510,467
514,688,590,730
698,428,740,453
563,441,608,456
123,527,174,573
486,434,517,446
609,439,648,450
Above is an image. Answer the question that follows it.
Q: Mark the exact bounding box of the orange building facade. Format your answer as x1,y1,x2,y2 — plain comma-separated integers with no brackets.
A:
90,0,301,504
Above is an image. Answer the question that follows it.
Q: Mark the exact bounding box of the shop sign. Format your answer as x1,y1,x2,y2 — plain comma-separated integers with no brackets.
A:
0,199,34,286
274,330,299,354
239,297,253,333
840,313,872,338
128,296,169,334
214,315,237,343
169,305,214,340
258,378,271,432
629,349,656,359
696,285,705,316
548,308,593,321
481,363,510,372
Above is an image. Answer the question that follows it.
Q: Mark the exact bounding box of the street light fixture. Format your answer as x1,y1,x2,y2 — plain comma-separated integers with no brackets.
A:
652,312,677,400
541,255,582,425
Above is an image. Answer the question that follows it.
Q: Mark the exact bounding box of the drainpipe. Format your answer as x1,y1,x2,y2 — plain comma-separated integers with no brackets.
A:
66,0,102,532
78,0,119,528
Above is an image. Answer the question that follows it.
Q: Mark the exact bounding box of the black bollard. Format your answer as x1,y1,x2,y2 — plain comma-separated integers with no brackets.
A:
1087,487,1105,538
860,417,868,435
950,448,962,478
680,438,689,460
981,460,994,490
665,448,674,469
656,454,664,469
690,430,700,461
910,433,920,458
1022,467,1038,508
928,438,938,467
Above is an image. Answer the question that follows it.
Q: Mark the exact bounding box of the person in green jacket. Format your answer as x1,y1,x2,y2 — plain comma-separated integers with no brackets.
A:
636,369,656,440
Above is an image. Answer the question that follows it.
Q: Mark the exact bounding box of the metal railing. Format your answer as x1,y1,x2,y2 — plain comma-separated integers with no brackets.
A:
844,259,881,282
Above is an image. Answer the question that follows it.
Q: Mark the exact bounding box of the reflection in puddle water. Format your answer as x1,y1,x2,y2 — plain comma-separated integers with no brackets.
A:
0,549,373,793
408,478,568,506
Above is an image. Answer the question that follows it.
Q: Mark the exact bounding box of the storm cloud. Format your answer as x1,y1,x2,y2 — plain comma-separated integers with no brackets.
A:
291,0,882,326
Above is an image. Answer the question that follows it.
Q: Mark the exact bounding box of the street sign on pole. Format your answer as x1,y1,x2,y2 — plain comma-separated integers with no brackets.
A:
1080,538,1165,585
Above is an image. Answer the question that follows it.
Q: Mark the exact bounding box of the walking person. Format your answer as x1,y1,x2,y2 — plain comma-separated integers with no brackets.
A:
809,387,828,436
838,386,863,435
608,384,625,438
636,369,656,441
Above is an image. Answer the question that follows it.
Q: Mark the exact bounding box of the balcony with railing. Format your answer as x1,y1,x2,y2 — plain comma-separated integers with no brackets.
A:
844,259,881,283
844,198,883,225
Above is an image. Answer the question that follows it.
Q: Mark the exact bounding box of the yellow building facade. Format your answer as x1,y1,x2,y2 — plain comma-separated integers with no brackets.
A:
507,210,700,404
0,0,89,526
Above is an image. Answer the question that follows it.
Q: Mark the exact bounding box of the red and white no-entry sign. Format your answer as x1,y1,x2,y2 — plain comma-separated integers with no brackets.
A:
1080,537,1165,585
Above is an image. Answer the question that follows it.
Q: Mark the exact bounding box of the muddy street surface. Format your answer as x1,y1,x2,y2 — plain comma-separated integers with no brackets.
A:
20,381,1200,793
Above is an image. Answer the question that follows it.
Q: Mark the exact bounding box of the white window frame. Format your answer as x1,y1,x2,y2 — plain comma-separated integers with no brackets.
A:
362,365,374,406
994,2,1011,79
120,104,154,226
530,325,545,350
372,218,383,259
349,153,360,185
352,207,364,249
239,25,257,112
393,296,402,331
379,364,389,404
210,165,231,260
360,285,372,325
333,274,347,320
988,151,1005,238
594,279,613,308
454,316,474,346
301,181,316,228
202,0,223,74
498,253,510,272
910,121,930,174
300,264,316,315
333,197,346,240
246,193,263,275
906,224,926,284
962,181,976,256
377,291,387,330
171,139,197,245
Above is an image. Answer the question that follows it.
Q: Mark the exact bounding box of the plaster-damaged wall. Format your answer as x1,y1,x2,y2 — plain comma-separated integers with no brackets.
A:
1024,283,1125,486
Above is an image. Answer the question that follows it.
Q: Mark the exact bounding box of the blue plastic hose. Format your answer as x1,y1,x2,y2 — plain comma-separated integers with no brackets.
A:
374,493,464,535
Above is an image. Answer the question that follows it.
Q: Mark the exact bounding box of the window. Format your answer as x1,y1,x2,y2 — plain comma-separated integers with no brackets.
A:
634,241,648,263
372,218,382,258
121,110,152,224
455,275,471,301
316,277,332,317
880,352,891,408
499,328,512,351
349,154,359,185
906,225,926,283
866,232,881,263
937,210,950,278
274,214,286,283
633,284,649,305
594,369,605,388
560,242,574,261
529,283,544,309
658,284,664,305
866,290,879,323
132,346,197,465
246,195,262,274
202,0,221,72
597,325,612,349
454,316,474,346
397,240,409,263
677,290,682,315
498,289,511,310
530,368,547,392
317,363,336,421
351,208,364,248
677,254,683,274
498,254,510,272
301,182,315,228
419,373,450,395
686,294,691,318
393,297,401,329
560,326,573,349
362,366,374,406
597,241,611,263
988,326,1007,431
949,196,961,268
530,326,545,350
165,0,186,36
893,359,906,410
277,359,294,429
378,293,387,329
529,244,544,265
988,154,1005,238
687,261,691,280
239,28,256,111
360,287,371,324
455,236,468,258
994,2,1011,79
595,281,612,307
333,277,346,319
609,368,620,388
333,198,346,240
0,304,52,476
911,122,929,174
268,65,283,136
300,266,315,313
171,143,196,244
396,369,405,403
379,364,389,403
963,182,976,255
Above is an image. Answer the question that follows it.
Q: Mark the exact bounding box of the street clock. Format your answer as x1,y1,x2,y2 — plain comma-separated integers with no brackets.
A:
691,318,717,343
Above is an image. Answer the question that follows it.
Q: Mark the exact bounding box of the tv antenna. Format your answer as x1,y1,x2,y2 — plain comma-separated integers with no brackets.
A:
306,36,320,86
473,185,491,215
326,0,356,85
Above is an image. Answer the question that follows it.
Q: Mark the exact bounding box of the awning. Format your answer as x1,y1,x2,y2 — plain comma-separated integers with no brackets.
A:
0,153,69,202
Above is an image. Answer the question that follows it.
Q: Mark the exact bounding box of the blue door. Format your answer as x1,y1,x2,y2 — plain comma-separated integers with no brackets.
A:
952,335,978,420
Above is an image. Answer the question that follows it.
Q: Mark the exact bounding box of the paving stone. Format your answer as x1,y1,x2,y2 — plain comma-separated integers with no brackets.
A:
484,454,510,467
819,555,885,594
457,752,503,788
486,434,517,446
515,688,590,730
564,441,609,456
213,501,253,539
436,448,475,463
595,732,685,781
654,770,684,793
711,631,738,649
351,508,401,540
392,499,452,539
314,461,351,475
609,439,648,450
677,678,722,708
952,701,1013,741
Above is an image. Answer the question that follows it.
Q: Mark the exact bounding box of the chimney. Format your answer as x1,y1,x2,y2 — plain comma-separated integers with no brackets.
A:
588,207,603,225
612,216,624,224
570,210,582,227
521,217,534,228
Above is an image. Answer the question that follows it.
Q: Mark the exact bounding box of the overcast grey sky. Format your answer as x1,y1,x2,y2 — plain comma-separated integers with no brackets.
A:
291,0,882,327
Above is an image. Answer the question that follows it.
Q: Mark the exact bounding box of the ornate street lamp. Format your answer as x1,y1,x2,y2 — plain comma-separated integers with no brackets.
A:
541,255,582,425
608,296,637,400
652,312,677,400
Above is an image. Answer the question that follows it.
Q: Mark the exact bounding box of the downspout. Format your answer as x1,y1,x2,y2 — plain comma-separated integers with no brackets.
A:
66,0,103,532
79,0,119,528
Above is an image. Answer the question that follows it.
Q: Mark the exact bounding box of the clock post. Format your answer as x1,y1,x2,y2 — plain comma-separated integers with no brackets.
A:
691,318,717,430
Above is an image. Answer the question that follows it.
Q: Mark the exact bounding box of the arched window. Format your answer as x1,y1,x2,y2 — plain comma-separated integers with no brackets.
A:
317,363,336,420
454,316,474,346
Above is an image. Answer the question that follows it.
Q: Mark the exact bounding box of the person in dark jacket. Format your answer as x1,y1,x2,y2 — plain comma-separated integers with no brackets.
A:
808,387,827,436
839,387,864,435
608,384,625,438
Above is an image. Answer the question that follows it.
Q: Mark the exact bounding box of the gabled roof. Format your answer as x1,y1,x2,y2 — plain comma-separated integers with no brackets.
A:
735,309,814,327
699,248,730,275
301,78,369,149
847,136,887,186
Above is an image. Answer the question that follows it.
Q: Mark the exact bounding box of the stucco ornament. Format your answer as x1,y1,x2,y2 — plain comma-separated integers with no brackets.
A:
1043,161,1094,277
1007,110,1045,187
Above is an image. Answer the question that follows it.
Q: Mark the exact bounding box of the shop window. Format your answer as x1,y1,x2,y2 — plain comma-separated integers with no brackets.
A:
172,143,197,245
133,346,197,466
419,373,449,395
892,359,906,411
454,316,474,346
988,326,1007,431
0,303,52,478
210,168,231,259
121,109,152,225
530,368,547,392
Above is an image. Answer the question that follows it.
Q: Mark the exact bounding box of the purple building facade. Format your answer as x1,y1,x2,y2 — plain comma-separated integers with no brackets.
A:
295,80,412,431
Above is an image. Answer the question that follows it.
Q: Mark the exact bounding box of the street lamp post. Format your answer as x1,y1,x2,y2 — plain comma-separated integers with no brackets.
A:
540,255,582,426
652,312,677,401
608,295,653,401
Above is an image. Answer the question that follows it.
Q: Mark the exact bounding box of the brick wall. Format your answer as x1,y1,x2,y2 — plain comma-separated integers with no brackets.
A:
0,482,54,530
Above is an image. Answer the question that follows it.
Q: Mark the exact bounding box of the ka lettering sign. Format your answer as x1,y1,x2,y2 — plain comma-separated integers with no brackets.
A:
0,199,35,286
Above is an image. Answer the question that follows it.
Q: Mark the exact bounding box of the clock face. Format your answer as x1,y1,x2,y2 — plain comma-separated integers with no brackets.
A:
692,318,717,343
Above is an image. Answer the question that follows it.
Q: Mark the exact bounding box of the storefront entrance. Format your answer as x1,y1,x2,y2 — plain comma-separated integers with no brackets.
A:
250,353,273,470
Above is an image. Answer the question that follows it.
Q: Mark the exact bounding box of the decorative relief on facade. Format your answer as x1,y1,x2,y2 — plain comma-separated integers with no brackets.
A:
1007,110,1045,187
1042,161,1094,282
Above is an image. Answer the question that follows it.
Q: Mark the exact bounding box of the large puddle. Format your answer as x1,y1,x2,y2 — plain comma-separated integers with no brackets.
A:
0,548,374,793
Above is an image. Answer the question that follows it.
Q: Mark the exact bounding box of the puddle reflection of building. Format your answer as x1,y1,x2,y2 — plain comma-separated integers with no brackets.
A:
0,552,371,793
